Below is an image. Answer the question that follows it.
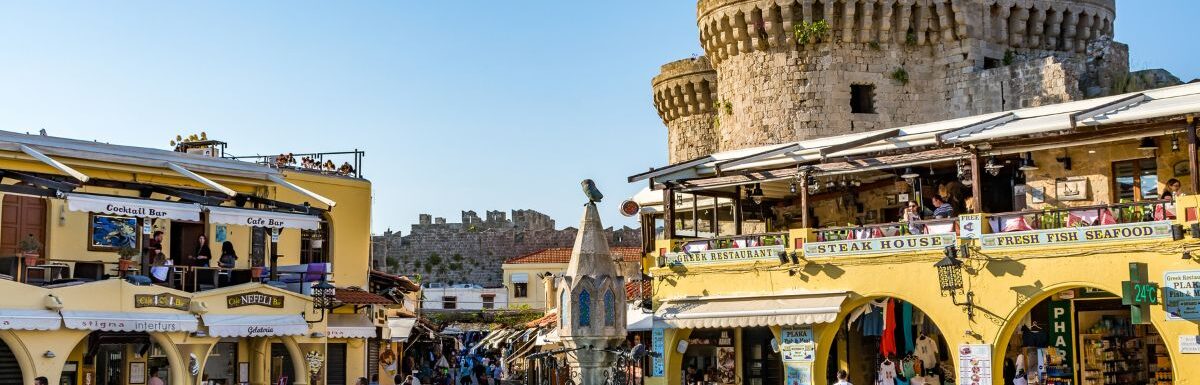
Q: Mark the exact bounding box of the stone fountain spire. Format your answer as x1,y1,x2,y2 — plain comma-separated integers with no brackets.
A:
558,183,626,385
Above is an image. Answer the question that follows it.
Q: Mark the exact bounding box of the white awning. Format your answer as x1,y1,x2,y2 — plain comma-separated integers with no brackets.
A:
205,206,321,230
657,292,846,329
0,309,61,331
327,313,376,339
65,193,201,221
626,304,654,332
62,310,198,332
510,273,529,284
201,314,309,337
386,317,417,342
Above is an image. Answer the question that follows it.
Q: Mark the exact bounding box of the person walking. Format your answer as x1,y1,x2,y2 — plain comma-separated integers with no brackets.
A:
833,369,852,385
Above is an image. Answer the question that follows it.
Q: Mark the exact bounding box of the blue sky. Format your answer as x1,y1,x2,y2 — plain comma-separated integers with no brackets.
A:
0,1,1194,234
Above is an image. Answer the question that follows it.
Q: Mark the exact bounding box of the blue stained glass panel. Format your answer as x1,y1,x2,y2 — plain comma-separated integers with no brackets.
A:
604,289,616,326
579,290,591,327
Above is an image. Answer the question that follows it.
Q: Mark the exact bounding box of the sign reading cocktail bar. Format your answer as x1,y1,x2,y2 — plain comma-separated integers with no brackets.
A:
804,233,954,257
980,221,1172,250
226,291,285,308
664,245,784,266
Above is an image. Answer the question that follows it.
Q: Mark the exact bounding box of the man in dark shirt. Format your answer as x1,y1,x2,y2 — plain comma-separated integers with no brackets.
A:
931,195,954,218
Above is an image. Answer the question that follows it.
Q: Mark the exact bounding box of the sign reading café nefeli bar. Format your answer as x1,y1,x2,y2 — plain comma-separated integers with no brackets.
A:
665,245,785,266
804,233,954,257
980,221,1172,250
227,291,285,309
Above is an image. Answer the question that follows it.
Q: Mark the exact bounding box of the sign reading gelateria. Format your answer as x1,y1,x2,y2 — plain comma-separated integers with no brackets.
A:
226,291,285,308
664,245,784,266
134,293,191,311
980,221,1172,250
803,233,954,257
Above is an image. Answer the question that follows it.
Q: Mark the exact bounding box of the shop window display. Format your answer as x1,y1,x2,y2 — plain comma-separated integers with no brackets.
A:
829,298,952,385
682,329,738,385
1002,289,1174,385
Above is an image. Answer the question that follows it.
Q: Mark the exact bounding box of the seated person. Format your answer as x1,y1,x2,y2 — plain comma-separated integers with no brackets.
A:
149,252,173,283
931,194,954,219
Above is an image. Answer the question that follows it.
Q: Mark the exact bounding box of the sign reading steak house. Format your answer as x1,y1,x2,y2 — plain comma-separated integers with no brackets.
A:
804,233,955,257
665,245,785,266
227,291,285,308
980,221,1172,250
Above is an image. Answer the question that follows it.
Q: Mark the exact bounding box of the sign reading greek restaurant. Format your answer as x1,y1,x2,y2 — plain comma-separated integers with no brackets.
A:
226,291,285,309
134,293,191,311
804,233,954,257
664,245,784,266
980,221,1172,250
1164,270,1200,321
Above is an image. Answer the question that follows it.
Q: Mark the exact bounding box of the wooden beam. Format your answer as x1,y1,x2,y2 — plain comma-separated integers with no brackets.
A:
0,170,78,192
166,162,238,197
1189,116,1199,194
1069,93,1147,129
0,183,57,198
18,144,90,182
819,128,900,158
970,153,983,213
268,174,337,208
938,112,1016,144
800,172,810,229
663,187,675,240
715,143,802,172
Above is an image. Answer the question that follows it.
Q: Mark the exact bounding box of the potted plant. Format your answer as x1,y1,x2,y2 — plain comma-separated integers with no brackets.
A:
251,256,265,279
18,234,41,267
117,244,140,273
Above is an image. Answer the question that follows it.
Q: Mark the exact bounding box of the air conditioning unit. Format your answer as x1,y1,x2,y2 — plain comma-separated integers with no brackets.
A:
186,147,217,157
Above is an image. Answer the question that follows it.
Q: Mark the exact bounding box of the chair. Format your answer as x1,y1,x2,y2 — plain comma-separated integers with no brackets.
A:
228,269,253,286
194,268,220,291
0,256,19,279
72,261,105,282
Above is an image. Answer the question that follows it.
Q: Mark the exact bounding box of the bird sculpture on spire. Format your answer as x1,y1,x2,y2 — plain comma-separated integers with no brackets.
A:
581,179,604,204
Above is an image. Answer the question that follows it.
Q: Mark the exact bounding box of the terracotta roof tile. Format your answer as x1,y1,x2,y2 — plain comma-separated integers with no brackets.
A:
335,288,396,305
504,246,642,264
525,311,558,328
625,280,652,300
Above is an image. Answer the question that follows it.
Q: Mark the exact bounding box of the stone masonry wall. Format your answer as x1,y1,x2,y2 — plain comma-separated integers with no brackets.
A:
372,209,641,287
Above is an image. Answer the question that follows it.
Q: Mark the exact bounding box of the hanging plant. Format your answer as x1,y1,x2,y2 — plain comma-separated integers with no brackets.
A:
793,20,830,47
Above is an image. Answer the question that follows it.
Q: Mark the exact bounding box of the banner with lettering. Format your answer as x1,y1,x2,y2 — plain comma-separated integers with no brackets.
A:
1164,270,1200,321
226,291,286,308
651,328,665,377
1048,300,1074,366
65,193,201,221
804,233,955,258
780,325,815,362
980,221,1172,250
664,245,784,266
206,205,321,230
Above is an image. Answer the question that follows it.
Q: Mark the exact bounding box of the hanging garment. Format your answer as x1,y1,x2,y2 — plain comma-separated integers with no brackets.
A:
902,302,915,354
877,360,899,385
880,299,898,357
915,336,939,368
861,306,885,337
910,376,926,385
901,358,916,379
913,357,924,376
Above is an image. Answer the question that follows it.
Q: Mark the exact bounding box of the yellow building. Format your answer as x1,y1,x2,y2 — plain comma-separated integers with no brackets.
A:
502,247,643,310
0,132,410,385
628,83,1200,385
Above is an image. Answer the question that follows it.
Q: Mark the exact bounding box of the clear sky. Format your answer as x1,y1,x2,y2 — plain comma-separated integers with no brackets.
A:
0,1,1194,234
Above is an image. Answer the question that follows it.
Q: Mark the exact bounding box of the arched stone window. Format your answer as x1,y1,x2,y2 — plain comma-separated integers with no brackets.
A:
578,290,591,327
604,289,616,326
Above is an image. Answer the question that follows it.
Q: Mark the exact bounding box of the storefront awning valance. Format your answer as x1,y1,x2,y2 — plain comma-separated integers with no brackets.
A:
327,313,376,339
657,292,846,329
0,309,61,331
626,304,654,332
205,206,321,230
511,273,529,283
62,310,199,332
201,314,309,337
65,193,202,221
386,317,417,342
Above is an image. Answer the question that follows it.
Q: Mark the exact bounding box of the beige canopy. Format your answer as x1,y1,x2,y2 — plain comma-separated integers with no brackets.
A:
657,291,846,329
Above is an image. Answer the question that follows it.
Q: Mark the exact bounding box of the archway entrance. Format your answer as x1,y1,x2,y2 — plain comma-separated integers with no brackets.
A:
826,297,952,385
70,331,174,385
0,338,23,384
1000,288,1175,385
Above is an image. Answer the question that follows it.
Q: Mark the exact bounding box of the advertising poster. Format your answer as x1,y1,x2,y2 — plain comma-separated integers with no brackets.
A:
957,344,992,385
716,346,737,384
784,363,812,385
780,325,816,362
1164,270,1200,320
651,328,665,377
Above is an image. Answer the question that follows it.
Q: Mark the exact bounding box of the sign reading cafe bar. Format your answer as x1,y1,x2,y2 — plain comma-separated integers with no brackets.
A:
980,221,1172,250
665,245,784,266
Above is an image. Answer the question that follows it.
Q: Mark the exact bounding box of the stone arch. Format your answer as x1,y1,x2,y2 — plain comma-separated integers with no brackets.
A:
0,331,32,385
281,336,309,385
147,332,188,385
991,281,1179,383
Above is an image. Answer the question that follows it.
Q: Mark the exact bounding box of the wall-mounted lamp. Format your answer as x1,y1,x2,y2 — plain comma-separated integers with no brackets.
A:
43,351,55,358
190,330,208,338
1055,150,1072,171
1171,135,1181,152
1182,251,1192,260
1138,137,1158,151
310,332,326,338
44,294,64,311
984,157,1004,176
1018,152,1038,171
935,245,975,319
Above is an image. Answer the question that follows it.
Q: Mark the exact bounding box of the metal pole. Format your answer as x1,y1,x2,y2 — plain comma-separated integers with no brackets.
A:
1188,116,1199,194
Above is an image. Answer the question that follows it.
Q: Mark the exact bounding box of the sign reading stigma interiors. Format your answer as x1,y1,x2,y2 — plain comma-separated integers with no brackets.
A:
665,245,784,266
980,221,1172,250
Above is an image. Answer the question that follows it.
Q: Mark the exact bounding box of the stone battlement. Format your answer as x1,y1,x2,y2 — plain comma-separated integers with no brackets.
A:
652,57,720,162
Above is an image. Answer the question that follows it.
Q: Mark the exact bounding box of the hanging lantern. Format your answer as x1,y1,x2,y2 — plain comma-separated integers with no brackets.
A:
1171,135,1180,152
749,184,765,204
934,246,964,294
1018,152,1038,171
985,157,1004,176
311,279,338,310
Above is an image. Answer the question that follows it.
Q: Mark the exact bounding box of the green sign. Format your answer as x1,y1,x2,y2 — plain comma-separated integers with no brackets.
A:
1048,300,1074,369
1122,262,1159,324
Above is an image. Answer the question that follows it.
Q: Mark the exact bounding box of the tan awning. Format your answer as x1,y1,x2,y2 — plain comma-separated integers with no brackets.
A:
657,292,846,329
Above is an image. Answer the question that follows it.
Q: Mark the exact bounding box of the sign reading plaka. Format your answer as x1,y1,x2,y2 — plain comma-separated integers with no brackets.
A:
980,221,1172,250
804,233,954,257
664,245,784,266
226,291,285,308
780,325,815,362
134,293,191,311
1164,270,1200,321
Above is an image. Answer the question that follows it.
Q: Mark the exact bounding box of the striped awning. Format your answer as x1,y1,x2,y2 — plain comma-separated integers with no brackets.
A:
657,292,846,329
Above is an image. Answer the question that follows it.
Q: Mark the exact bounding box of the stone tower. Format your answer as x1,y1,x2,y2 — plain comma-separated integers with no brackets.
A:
654,0,1126,161
557,202,627,385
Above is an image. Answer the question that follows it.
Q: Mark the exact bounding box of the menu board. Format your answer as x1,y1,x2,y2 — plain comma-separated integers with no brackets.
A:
957,344,992,385
780,326,816,362
784,362,812,385
1164,270,1200,320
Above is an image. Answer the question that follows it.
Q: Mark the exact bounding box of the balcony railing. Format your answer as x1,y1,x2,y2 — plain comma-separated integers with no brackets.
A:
224,150,365,178
987,200,1173,233
4,257,328,296
673,232,789,253
814,218,958,242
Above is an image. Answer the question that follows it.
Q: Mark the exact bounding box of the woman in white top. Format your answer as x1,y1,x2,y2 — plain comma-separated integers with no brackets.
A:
150,252,173,283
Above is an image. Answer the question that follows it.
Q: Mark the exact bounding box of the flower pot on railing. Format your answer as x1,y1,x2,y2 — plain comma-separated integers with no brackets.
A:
21,253,40,267
118,258,134,273
251,266,264,279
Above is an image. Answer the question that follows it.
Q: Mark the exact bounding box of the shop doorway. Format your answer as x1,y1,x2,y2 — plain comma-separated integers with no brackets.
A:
680,329,737,385
74,332,172,385
827,298,951,385
204,340,239,385
741,327,781,385
1,194,47,256
270,343,297,385
170,220,205,265
0,338,23,384
327,343,347,385
1000,288,1175,385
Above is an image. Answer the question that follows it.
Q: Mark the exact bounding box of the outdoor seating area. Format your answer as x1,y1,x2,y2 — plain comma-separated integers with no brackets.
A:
1,257,330,295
